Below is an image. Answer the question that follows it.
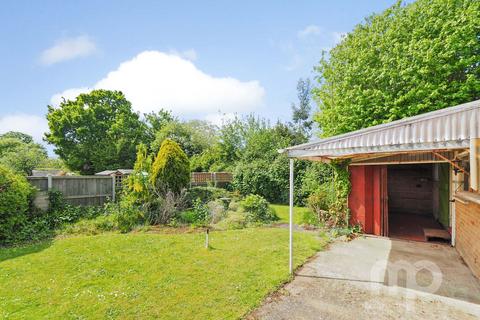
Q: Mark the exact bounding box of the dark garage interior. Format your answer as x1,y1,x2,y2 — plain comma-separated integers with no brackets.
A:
387,164,451,242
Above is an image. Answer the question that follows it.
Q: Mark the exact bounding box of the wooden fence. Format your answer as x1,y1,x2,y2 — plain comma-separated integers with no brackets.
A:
190,172,233,187
28,176,115,210
27,172,232,209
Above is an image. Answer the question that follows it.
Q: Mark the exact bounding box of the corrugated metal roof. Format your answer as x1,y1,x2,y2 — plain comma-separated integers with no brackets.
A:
283,100,480,159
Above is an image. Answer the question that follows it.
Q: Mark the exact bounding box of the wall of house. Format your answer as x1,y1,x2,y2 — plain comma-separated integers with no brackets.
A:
455,191,480,279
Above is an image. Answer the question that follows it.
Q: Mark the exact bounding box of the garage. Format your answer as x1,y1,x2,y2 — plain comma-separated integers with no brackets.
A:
282,99,480,278
387,163,450,241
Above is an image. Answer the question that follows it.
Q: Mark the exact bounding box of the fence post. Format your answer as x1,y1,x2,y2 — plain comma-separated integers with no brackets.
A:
213,172,217,187
47,174,52,191
111,174,116,202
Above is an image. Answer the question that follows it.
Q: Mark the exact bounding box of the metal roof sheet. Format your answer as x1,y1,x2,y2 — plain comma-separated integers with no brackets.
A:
283,100,480,159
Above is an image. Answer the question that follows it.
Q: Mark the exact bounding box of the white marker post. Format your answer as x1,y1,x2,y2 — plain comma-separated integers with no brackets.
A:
289,158,294,274
205,228,209,249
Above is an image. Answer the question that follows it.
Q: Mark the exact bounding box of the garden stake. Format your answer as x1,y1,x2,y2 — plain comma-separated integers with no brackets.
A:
205,228,209,248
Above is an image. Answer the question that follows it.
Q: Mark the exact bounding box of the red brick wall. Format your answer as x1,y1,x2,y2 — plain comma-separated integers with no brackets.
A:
455,194,480,279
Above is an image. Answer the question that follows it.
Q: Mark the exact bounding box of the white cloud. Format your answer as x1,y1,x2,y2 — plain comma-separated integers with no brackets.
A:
297,25,322,39
51,50,265,116
0,114,48,144
169,48,197,61
40,35,97,66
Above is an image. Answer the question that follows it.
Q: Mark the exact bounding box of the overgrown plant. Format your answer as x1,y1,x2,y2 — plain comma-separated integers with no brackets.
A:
241,194,278,223
307,161,351,228
0,165,34,244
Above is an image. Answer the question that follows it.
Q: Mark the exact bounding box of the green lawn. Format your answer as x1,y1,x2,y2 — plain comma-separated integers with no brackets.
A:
270,204,312,225
0,228,322,319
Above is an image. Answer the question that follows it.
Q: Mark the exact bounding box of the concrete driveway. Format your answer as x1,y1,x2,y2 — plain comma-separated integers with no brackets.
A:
250,236,480,320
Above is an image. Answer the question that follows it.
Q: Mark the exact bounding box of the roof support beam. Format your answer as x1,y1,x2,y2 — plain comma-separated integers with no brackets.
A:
432,151,469,176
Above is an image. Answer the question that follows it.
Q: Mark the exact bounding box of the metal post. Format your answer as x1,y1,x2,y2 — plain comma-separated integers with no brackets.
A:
289,158,294,274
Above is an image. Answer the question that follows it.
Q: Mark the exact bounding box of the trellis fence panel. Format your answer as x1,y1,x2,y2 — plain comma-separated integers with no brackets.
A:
190,172,232,187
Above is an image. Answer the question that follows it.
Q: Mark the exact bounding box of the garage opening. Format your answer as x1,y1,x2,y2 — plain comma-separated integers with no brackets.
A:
387,163,451,242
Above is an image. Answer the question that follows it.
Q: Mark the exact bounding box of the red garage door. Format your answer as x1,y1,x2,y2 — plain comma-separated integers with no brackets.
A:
348,165,388,236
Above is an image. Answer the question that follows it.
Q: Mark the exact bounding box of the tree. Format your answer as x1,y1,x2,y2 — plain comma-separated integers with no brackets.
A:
291,78,313,138
0,131,33,144
144,109,176,145
313,0,480,137
150,139,190,194
151,120,217,158
45,90,148,174
126,143,152,201
0,133,47,175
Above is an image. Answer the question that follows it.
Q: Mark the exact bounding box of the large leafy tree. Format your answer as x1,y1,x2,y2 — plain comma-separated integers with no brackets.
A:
314,0,480,137
0,132,47,175
151,120,217,158
45,90,147,174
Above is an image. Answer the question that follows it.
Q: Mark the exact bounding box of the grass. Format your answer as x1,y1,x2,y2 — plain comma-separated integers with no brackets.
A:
270,204,312,225
0,228,324,319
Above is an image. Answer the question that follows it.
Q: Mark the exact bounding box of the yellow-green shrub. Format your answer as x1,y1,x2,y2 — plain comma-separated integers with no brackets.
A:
150,139,190,194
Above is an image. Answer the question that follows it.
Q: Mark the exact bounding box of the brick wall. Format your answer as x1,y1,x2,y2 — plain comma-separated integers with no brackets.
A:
455,191,480,279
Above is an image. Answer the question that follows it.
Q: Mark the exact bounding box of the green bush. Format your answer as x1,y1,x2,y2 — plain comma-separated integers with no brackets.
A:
207,200,227,223
301,210,321,227
184,187,230,206
232,157,310,205
213,211,248,230
241,194,278,223
307,184,347,228
191,198,210,224
0,165,33,244
46,190,103,227
306,187,332,213
150,139,190,194
107,196,144,233
61,214,117,235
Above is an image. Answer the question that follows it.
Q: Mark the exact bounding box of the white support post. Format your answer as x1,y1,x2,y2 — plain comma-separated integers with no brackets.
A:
289,158,294,275
470,138,480,192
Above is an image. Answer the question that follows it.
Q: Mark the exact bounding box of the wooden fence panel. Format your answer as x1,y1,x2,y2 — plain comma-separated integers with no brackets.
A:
27,176,115,209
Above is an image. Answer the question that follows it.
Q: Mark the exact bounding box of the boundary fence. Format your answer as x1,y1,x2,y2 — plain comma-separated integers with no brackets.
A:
28,176,115,210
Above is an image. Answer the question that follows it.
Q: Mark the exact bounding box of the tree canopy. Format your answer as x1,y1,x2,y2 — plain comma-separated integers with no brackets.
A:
313,0,480,137
0,132,47,175
45,90,148,174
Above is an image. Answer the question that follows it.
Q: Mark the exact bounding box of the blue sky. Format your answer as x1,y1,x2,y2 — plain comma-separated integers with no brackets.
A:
0,0,397,147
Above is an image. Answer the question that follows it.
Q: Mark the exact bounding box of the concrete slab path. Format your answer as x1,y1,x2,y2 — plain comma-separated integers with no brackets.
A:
250,236,480,320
